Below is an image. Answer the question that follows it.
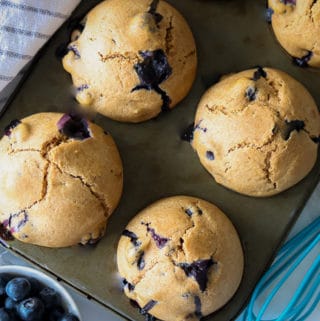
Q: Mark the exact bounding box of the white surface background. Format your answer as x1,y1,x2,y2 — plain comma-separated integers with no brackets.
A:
0,183,319,321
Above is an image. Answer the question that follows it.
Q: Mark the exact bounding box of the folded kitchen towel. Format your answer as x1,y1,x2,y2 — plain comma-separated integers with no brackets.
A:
0,0,80,112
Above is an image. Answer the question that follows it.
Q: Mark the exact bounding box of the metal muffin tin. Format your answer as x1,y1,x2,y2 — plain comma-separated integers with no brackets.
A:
1,0,320,320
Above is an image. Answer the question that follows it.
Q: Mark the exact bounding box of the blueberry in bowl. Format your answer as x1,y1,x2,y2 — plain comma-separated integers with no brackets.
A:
0,265,81,321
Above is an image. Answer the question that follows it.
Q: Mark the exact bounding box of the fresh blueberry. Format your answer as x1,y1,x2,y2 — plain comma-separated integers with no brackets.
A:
57,113,91,140
178,259,215,292
185,208,193,216
47,305,65,321
7,312,19,321
6,277,31,302
28,278,41,296
39,287,59,308
59,313,80,321
0,308,10,321
4,297,17,311
293,51,312,68
206,151,215,161
4,119,21,136
17,297,45,321
0,276,9,296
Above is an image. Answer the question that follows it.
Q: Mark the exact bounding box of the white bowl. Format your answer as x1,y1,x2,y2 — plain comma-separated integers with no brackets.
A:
0,265,81,320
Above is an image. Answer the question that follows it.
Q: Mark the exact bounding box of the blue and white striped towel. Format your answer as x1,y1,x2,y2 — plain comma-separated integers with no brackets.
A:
0,0,80,111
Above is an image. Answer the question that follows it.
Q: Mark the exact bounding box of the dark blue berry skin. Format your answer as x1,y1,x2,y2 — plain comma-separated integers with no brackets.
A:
293,51,313,68
265,8,274,23
59,313,80,321
143,223,169,249
57,113,90,140
140,300,157,314
4,119,21,136
252,67,267,81
206,151,215,161
122,230,140,247
67,45,80,59
181,123,195,142
0,308,10,321
122,279,135,292
132,49,172,112
281,0,296,5
6,277,31,302
137,252,146,270
0,276,9,296
8,312,19,321
39,287,59,308
28,278,41,297
17,297,45,321
47,306,65,321
178,259,215,292
4,297,16,311
148,0,163,25
194,296,202,318
246,86,257,101
283,120,305,140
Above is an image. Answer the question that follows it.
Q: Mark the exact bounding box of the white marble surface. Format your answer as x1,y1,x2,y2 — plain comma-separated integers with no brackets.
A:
0,184,319,321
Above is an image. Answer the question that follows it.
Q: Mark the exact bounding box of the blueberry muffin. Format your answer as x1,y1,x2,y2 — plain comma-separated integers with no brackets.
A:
117,196,244,321
62,0,197,122
267,0,320,67
0,112,123,247
190,67,320,197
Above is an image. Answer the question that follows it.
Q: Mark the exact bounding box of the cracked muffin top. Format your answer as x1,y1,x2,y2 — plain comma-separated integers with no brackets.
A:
191,67,320,197
0,112,123,247
117,196,243,321
267,0,320,67
62,0,197,123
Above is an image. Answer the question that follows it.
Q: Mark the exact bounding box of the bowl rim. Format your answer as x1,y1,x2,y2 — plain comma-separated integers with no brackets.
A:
0,264,82,320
